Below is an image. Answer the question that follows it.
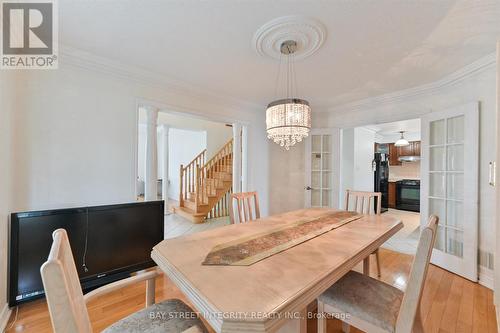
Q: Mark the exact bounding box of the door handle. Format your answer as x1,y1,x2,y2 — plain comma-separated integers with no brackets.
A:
489,162,496,186
305,186,312,190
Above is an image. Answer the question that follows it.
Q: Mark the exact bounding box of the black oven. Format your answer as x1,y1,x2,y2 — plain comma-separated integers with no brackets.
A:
396,179,420,212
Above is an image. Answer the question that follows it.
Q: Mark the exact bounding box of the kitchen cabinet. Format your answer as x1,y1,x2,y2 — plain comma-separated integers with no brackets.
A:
413,141,421,156
388,143,401,166
385,141,421,166
397,143,414,157
388,182,396,208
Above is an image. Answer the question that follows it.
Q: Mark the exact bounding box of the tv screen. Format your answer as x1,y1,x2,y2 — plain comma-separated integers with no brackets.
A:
9,201,164,306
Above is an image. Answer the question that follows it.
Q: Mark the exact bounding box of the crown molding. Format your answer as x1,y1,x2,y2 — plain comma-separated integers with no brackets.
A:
326,52,496,114
59,44,263,113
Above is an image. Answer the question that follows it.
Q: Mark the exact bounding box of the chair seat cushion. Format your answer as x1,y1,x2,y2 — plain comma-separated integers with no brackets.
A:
102,299,207,333
318,270,403,332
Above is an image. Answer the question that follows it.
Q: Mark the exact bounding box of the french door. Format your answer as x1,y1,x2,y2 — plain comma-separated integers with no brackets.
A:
421,102,479,281
304,129,340,208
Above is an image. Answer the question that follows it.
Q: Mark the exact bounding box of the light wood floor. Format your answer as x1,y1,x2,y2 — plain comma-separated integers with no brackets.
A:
5,248,496,333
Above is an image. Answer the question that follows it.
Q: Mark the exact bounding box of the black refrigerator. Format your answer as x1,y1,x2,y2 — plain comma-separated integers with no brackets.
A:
373,153,389,213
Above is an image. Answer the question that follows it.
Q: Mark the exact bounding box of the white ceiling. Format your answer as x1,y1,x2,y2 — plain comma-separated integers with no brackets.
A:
59,0,500,110
364,118,421,143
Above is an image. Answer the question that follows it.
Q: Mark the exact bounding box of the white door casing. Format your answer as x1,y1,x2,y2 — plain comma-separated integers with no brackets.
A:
421,102,479,281
304,128,341,208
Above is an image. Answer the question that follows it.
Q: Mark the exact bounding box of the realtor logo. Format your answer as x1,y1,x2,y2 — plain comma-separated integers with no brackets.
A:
1,0,58,69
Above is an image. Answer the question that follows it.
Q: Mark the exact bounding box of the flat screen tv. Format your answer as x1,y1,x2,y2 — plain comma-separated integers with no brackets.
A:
8,201,164,306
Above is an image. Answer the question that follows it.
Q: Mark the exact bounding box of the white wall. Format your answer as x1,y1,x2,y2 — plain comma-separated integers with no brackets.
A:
353,128,375,192
167,128,207,200
155,112,232,159
315,62,497,286
339,127,375,203
268,143,305,215
2,58,269,319
0,72,15,329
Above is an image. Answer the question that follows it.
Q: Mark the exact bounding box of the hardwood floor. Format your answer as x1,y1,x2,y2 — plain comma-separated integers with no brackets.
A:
5,249,496,333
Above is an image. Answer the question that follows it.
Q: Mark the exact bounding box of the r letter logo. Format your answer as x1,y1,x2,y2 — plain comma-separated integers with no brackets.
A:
1,0,58,69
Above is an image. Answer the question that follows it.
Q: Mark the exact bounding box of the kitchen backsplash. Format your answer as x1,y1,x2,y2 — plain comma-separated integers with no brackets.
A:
389,161,420,180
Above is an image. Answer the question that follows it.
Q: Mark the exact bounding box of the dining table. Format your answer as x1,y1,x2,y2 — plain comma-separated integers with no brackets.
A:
151,208,403,333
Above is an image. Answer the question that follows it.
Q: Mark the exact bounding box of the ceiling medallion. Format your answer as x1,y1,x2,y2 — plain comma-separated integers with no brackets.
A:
252,15,326,61
266,40,312,150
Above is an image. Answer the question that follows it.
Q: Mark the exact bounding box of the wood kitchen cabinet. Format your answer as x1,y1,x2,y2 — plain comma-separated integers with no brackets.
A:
388,182,397,208
413,141,421,156
388,143,401,166
386,141,421,166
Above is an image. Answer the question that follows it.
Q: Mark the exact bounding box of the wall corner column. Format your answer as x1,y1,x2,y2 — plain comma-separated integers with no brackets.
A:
145,106,159,201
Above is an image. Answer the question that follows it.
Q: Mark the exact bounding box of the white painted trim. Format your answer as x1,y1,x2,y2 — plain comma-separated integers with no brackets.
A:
479,266,494,290
0,303,12,332
325,53,496,115
60,45,262,114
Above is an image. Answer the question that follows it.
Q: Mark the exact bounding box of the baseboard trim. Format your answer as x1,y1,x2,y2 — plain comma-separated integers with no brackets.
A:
479,267,494,290
0,303,12,332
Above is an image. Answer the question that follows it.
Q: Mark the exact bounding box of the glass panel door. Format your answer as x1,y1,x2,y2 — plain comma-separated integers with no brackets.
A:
422,103,478,281
305,129,339,208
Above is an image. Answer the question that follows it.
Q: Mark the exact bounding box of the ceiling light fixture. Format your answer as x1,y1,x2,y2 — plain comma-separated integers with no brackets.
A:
266,40,311,150
394,131,410,147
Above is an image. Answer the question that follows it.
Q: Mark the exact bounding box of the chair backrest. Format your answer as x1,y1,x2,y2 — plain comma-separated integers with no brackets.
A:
395,215,439,333
229,191,260,224
344,190,381,215
41,229,92,333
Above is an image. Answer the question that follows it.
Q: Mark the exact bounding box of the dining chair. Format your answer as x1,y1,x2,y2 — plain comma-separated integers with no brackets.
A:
229,191,260,224
41,229,207,333
345,189,383,277
317,215,439,333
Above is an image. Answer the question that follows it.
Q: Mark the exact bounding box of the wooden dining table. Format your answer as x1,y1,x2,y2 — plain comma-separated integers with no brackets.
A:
151,208,403,333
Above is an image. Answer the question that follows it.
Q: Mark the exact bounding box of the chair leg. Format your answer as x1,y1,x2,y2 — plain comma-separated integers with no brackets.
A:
341,321,350,333
375,249,381,278
317,300,327,333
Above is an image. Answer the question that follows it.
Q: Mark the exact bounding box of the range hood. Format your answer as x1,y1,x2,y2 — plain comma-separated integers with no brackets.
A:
398,155,421,162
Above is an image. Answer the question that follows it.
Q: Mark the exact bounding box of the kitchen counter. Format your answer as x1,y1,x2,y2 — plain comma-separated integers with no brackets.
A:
389,177,420,182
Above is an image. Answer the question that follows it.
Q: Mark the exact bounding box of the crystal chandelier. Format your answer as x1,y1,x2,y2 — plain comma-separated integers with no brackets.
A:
266,40,311,150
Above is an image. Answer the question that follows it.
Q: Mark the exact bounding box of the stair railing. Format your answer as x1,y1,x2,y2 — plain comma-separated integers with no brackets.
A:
179,149,206,207
195,139,233,211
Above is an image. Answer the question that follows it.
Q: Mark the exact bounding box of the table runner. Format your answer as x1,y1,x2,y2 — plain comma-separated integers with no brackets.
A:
202,210,362,266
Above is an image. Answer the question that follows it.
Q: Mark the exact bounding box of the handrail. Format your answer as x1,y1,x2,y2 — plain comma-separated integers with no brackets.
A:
196,139,233,211
179,138,234,219
179,149,206,205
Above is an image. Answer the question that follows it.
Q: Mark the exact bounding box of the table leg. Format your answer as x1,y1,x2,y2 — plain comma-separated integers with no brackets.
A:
363,256,370,275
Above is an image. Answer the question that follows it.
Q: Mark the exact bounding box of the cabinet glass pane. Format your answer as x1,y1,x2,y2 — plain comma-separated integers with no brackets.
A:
434,226,445,251
446,229,463,258
429,173,445,198
430,147,446,171
446,201,463,229
447,144,464,171
322,190,331,207
430,119,445,145
311,190,321,207
429,198,446,223
447,116,464,144
322,135,331,152
322,155,331,170
447,173,464,200
311,171,321,188
322,172,332,188
312,136,321,152
312,153,321,170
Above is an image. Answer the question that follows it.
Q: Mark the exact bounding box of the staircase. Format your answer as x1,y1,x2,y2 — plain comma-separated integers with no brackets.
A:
173,139,233,223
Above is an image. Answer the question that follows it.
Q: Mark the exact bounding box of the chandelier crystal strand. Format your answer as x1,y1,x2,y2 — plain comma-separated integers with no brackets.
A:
266,40,311,150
